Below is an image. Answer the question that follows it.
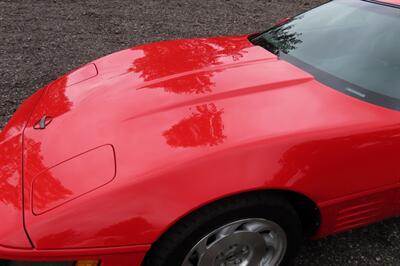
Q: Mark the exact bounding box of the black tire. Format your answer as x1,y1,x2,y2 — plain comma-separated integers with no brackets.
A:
142,192,304,266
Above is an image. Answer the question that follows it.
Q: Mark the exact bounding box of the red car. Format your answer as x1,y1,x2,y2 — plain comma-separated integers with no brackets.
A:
1,0,399,265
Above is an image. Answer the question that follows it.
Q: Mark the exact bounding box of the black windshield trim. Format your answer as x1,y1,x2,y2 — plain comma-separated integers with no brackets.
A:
280,54,400,111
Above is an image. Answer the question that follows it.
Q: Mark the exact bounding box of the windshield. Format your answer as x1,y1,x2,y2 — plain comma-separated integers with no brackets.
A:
250,0,400,110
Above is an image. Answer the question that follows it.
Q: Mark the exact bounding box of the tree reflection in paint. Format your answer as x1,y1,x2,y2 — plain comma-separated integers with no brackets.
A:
0,75,73,210
0,136,23,209
251,19,303,55
24,74,74,212
30,75,72,123
27,138,73,214
163,104,226,148
0,137,73,211
130,38,250,94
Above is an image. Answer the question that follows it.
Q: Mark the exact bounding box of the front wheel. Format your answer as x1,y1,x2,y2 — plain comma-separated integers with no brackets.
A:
143,193,303,266
183,218,288,265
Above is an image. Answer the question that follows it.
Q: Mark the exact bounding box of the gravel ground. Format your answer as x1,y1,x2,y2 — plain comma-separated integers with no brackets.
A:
0,0,399,265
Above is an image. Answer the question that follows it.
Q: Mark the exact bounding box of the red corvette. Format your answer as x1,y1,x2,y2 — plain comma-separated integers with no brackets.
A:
1,0,400,265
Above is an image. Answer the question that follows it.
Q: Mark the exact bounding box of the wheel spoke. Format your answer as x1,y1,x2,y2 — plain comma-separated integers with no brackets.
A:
243,221,269,233
263,232,278,250
194,236,209,255
216,222,242,239
182,218,287,266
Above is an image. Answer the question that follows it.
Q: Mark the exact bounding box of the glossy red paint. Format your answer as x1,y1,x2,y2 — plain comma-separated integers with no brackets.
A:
380,0,400,5
1,5,400,266
0,88,44,249
0,244,148,266
31,144,116,215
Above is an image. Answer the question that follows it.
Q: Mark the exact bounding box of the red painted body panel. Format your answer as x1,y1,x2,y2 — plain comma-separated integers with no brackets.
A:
21,34,400,252
0,88,44,249
0,244,148,266
380,0,400,5
31,144,116,215
0,2,400,264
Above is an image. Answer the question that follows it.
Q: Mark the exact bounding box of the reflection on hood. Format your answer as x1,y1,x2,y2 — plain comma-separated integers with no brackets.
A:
163,104,226,148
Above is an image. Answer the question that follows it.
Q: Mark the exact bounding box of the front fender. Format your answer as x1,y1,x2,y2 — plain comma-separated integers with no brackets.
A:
0,88,45,249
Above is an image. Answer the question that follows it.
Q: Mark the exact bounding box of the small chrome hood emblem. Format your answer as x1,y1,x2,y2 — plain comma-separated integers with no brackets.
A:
33,115,53,130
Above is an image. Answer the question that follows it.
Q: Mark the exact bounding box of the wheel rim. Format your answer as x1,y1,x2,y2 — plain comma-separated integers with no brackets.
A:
182,218,287,266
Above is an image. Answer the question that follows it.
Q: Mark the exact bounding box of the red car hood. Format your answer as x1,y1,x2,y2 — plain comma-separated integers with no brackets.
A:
17,35,399,248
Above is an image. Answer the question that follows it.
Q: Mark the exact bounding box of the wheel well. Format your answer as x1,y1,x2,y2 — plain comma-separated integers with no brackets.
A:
269,190,321,236
143,189,315,265
175,189,320,237
223,190,320,236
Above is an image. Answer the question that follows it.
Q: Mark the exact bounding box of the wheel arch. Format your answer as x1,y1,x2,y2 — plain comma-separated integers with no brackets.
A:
271,189,321,236
152,189,321,246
